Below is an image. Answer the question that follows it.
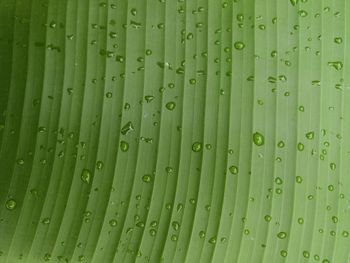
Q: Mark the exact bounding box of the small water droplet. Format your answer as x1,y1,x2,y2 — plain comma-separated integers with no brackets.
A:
109,219,118,227
165,102,176,111
81,169,91,184
208,237,216,244
253,132,264,146
199,230,206,239
277,141,285,148
120,141,129,152
172,221,180,231
229,165,238,175
328,61,343,71
96,161,104,170
290,0,298,6
5,199,17,210
330,162,336,170
305,131,314,140
42,217,51,225
297,142,304,151
142,174,152,183
234,41,245,50
192,142,202,152
145,95,155,103
121,121,134,135
298,10,308,17
296,176,303,183
334,37,343,44
277,231,287,239
264,215,272,222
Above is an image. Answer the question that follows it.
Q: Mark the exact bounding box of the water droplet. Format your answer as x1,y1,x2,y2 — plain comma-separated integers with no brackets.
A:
253,132,264,146
330,162,336,170
277,231,287,239
5,199,17,210
172,221,180,231
290,0,298,6
305,131,314,140
264,215,272,222
296,176,303,183
229,165,238,175
208,237,216,244
109,219,118,227
81,169,91,184
234,41,245,50
130,8,137,16
328,61,343,71
275,177,283,185
130,20,142,29
49,21,56,28
121,121,134,135
280,250,288,257
142,174,152,183
145,95,155,103
189,78,196,85
199,231,206,239
303,251,310,258
42,218,50,225
277,141,285,148
298,10,308,17
149,229,157,236
109,31,117,39
192,142,202,152
334,37,343,44
150,220,158,227
120,141,129,152
297,142,304,151
166,102,176,111
96,161,104,170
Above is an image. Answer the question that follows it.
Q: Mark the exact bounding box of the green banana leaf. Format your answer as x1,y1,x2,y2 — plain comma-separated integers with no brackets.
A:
0,0,349,262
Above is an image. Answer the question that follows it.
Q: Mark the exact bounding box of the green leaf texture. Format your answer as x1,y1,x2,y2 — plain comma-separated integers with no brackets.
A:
0,0,349,262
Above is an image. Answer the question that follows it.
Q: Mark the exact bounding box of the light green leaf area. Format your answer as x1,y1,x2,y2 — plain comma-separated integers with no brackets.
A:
0,0,349,262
